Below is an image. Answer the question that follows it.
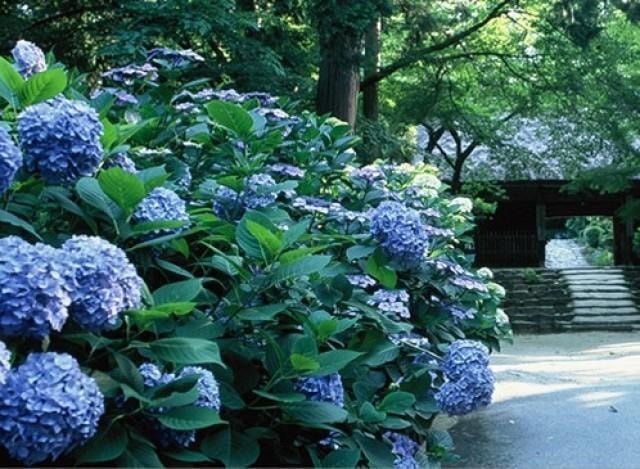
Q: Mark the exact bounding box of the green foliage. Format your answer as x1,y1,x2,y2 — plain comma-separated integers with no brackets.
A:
521,268,540,284
583,225,604,249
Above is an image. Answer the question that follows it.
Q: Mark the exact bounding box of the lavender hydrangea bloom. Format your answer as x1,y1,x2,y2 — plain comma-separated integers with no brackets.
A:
62,236,142,332
243,173,277,209
448,305,475,321
350,165,385,185
0,236,70,338
11,40,46,78
0,341,10,385
213,186,243,220
255,107,290,123
102,63,158,85
370,201,428,269
147,48,204,68
103,153,137,173
435,366,495,416
179,367,221,411
241,92,277,107
346,274,377,289
268,163,305,178
384,432,420,469
389,332,429,348
133,187,190,236
450,274,489,293
441,340,490,380
138,362,165,387
174,166,192,190
18,97,103,185
0,128,23,195
0,352,104,465
368,289,411,319
295,373,345,407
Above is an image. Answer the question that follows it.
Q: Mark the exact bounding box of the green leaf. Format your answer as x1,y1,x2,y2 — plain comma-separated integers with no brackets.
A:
282,219,309,247
312,350,362,375
290,353,320,372
271,255,332,283
0,209,42,240
101,118,117,149
157,406,225,430
113,353,144,393
321,449,361,468
378,391,416,414
75,177,120,220
346,244,376,262
236,211,278,259
201,429,260,468
245,219,281,255
164,449,212,463
252,390,305,403
366,251,397,289
150,338,223,365
152,279,203,304
354,434,395,468
281,401,348,423
150,383,199,408
118,441,163,468
74,423,128,463
19,68,67,105
0,57,24,106
235,303,287,321
137,165,169,191
359,402,386,423
98,167,146,214
206,101,253,136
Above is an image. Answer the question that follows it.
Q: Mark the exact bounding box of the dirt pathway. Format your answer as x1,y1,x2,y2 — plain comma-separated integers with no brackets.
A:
447,333,640,468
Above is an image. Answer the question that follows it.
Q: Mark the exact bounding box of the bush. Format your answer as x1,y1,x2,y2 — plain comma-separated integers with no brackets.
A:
583,226,604,248
0,43,510,467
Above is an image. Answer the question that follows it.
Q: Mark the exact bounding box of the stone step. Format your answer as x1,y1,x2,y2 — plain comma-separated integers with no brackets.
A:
572,307,640,316
570,291,635,300
570,314,640,324
560,323,636,332
572,299,637,308
559,269,626,275
567,285,631,293
562,276,627,282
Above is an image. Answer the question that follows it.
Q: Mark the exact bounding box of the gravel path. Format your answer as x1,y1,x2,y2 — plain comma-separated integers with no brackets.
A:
545,239,590,268
447,333,640,469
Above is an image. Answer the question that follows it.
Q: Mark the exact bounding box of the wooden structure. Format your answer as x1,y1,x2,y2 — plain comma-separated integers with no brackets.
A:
475,180,640,267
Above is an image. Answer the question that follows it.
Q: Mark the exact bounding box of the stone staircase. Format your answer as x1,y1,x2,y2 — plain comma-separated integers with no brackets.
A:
493,267,640,332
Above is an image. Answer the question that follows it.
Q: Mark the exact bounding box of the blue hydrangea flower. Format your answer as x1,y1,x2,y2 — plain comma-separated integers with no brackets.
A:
211,89,244,103
243,173,277,209
349,165,385,185
241,92,278,107
102,63,158,85
389,332,429,348
295,373,344,407
147,48,204,68
368,289,411,319
435,366,495,416
268,163,305,178
448,304,476,321
96,87,138,106
346,274,377,289
178,366,221,411
174,166,192,190
62,236,142,332
138,362,166,387
450,274,489,293
11,40,46,78
441,340,490,380
213,185,243,220
370,201,428,269
0,236,70,338
0,352,104,465
133,187,190,236
0,341,10,385
18,97,103,185
0,128,23,195
384,432,420,469
426,258,466,276
103,153,137,173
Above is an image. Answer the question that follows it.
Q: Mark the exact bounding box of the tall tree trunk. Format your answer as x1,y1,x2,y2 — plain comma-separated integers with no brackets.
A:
316,25,361,127
363,19,380,120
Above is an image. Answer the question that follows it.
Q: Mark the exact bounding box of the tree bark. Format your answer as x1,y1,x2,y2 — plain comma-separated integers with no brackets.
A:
363,19,381,120
316,31,361,127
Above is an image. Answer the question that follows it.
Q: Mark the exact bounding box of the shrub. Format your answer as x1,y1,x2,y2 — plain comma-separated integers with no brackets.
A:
0,43,510,467
583,225,604,248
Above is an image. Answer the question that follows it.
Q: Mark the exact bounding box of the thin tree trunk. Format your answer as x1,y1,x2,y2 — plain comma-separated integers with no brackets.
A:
363,19,381,120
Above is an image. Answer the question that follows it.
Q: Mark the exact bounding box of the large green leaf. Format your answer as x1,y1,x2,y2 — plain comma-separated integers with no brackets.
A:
118,441,163,468
271,255,332,284
150,337,223,365
98,167,146,214
157,406,225,430
235,303,287,321
75,177,120,220
354,434,395,468
74,423,128,464
377,391,416,414
0,57,24,107
312,350,362,376
236,211,278,259
366,250,397,289
19,68,67,105
321,449,361,468
245,219,281,255
0,209,41,240
152,279,203,304
201,429,260,468
281,401,348,423
206,101,253,136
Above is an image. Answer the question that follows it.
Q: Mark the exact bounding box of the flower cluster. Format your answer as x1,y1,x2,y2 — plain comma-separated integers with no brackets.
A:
368,289,411,319
384,431,420,469
0,236,70,338
133,187,190,236
347,274,377,289
370,201,428,269
213,186,243,220
93,87,139,106
138,363,221,448
0,128,22,195
0,352,104,465
269,163,305,178
0,341,10,385
102,63,158,85
62,236,143,332
103,153,138,173
349,165,385,185
18,97,103,185
147,48,204,68
11,40,46,78
436,340,495,415
242,173,278,209
295,373,345,407
450,274,489,292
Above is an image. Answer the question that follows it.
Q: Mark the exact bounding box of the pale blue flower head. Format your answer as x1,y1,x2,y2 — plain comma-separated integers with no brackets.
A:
12,40,46,78
295,373,344,407
0,128,23,194
133,187,190,236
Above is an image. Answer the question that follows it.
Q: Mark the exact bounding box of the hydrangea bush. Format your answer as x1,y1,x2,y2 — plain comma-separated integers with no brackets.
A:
0,42,510,467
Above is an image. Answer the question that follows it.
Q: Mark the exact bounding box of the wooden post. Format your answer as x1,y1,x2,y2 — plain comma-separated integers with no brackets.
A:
536,202,546,267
